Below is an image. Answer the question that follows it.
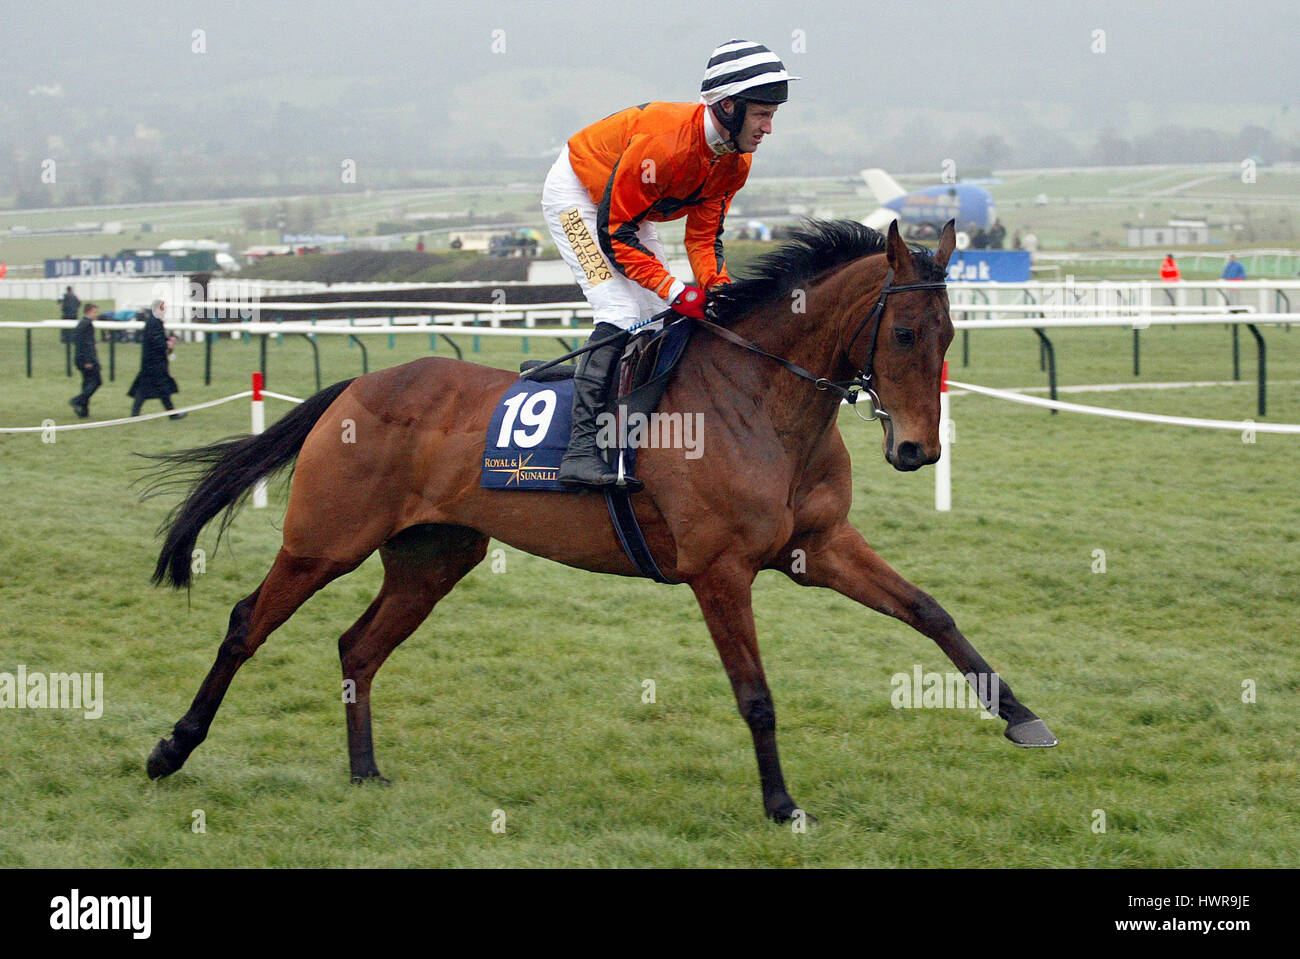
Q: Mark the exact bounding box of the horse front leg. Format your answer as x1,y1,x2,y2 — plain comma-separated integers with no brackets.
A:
785,522,1057,747
691,567,808,823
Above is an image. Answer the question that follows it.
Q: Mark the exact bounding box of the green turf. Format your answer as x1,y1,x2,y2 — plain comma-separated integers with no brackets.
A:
0,304,1297,867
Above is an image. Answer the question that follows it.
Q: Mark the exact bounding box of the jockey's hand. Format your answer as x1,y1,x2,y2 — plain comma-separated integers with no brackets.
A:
670,285,706,320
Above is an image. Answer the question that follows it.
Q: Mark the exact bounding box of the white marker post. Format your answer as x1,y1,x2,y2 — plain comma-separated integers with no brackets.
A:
935,360,951,512
251,372,268,509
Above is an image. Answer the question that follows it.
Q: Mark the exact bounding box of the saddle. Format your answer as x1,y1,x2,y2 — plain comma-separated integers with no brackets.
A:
515,316,693,414
612,319,694,424
517,360,575,382
482,319,694,492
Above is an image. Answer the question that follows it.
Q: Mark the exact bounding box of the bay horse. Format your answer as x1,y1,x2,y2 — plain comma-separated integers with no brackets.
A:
144,219,1056,822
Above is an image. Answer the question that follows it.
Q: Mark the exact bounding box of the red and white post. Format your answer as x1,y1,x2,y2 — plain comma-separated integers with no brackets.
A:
251,372,268,509
935,360,951,512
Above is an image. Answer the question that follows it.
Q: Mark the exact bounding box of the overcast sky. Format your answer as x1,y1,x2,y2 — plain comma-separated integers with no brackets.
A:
4,1,1298,178
7,0,1295,101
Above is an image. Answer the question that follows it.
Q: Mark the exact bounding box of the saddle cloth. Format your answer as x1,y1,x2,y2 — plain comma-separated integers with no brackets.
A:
480,318,694,491
480,379,577,490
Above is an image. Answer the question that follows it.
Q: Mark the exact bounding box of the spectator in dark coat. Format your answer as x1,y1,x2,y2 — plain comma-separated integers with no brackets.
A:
128,299,185,419
58,285,81,349
69,303,102,418
59,286,80,320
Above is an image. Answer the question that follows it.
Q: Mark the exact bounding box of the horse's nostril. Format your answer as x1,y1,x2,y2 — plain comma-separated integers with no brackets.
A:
897,442,925,468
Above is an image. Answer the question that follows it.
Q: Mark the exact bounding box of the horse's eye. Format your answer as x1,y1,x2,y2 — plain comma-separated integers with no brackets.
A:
894,327,915,347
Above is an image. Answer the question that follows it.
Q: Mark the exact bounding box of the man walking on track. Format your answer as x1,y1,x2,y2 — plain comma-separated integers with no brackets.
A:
69,302,102,418
541,38,797,490
128,299,185,419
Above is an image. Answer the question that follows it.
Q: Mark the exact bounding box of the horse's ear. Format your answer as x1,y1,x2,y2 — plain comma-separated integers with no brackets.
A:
934,219,956,270
885,219,916,280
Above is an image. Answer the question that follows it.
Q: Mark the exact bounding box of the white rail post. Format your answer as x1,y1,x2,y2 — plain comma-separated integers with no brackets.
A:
936,360,951,512
251,372,268,508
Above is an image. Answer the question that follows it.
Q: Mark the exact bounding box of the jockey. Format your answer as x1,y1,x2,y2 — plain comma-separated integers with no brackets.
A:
541,39,798,490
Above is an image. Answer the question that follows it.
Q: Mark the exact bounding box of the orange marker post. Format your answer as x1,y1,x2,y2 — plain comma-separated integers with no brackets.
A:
251,373,268,508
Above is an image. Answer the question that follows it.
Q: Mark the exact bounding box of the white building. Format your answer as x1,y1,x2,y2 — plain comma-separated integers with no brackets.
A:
1127,219,1210,247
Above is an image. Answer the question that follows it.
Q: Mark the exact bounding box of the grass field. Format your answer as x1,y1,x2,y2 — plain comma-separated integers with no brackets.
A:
1,300,1297,867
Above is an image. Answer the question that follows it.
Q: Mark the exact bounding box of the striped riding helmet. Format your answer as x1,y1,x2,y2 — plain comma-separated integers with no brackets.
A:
700,39,800,106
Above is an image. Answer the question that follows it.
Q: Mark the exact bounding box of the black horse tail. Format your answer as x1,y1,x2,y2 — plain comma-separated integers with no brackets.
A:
142,378,356,589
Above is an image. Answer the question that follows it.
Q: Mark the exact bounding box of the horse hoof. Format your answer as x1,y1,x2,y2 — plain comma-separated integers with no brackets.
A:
350,772,392,786
146,739,181,780
1005,718,1058,747
768,803,817,825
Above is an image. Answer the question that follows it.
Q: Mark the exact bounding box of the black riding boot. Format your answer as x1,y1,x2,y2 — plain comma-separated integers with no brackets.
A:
558,322,641,491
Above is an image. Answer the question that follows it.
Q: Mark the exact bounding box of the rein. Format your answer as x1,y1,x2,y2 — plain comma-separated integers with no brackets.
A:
695,269,948,421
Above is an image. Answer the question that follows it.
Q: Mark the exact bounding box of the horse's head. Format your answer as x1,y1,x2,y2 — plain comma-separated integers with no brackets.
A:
847,219,955,471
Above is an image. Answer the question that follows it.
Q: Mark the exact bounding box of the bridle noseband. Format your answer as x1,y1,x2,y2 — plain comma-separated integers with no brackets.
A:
695,268,948,422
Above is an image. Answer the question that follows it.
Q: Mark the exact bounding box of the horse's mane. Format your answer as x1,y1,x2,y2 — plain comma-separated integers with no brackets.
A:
708,219,945,326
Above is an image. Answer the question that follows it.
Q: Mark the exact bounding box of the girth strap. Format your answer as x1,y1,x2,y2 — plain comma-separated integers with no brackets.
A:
605,487,672,583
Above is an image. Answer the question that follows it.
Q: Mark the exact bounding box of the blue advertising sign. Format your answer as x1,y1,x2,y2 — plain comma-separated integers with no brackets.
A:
945,250,1031,283
45,256,177,278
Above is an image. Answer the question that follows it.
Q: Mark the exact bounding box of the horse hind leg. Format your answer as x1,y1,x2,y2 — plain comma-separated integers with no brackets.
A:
146,549,360,780
341,524,489,783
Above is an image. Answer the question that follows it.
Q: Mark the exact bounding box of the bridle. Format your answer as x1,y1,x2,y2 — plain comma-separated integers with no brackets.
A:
694,268,948,422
